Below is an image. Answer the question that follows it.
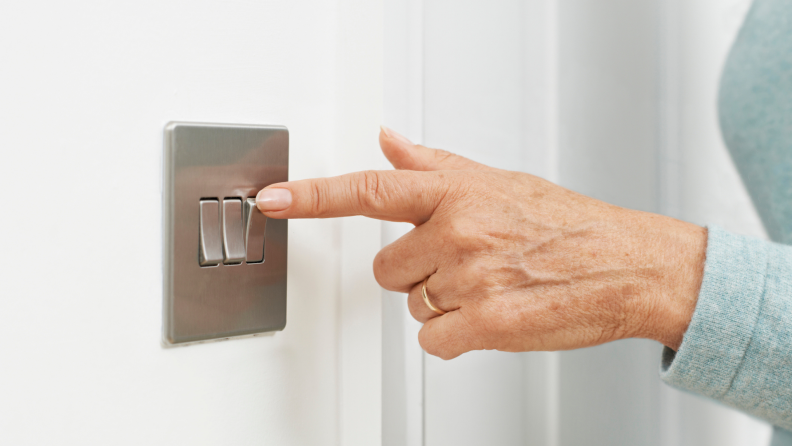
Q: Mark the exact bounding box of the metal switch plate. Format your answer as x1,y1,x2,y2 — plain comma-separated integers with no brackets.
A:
162,122,288,346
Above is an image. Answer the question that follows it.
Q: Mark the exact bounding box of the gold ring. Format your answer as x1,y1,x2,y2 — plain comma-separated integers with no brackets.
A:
421,278,446,315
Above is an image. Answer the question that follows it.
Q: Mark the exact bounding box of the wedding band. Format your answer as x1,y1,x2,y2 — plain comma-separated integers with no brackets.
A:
421,278,446,315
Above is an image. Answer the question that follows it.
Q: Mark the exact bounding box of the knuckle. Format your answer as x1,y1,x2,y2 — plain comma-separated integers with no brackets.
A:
372,251,388,288
426,276,457,311
372,248,398,290
354,170,389,213
310,179,329,215
432,148,456,165
445,220,487,251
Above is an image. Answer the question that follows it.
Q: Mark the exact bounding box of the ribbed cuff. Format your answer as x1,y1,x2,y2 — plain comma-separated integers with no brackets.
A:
660,225,768,398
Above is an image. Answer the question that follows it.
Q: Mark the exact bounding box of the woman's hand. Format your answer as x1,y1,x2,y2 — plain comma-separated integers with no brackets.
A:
256,127,707,359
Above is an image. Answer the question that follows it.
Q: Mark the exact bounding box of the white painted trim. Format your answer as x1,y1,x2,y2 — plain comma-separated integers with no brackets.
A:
658,2,682,445
545,0,560,186
658,0,683,222
522,1,560,445
336,1,385,445
382,0,425,444
407,0,425,145
545,2,561,444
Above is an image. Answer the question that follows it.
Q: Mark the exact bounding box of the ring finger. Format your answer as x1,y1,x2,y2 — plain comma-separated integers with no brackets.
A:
407,273,458,323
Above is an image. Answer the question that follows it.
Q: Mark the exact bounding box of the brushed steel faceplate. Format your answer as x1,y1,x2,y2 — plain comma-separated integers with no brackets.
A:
162,122,288,346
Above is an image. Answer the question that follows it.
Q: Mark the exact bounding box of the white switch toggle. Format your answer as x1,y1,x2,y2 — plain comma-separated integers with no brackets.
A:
222,198,245,264
199,200,223,267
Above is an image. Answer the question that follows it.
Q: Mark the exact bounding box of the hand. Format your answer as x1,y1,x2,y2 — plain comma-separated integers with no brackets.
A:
256,127,707,359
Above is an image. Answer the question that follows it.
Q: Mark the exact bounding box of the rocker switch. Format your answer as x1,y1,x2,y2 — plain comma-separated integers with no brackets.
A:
199,200,223,266
245,198,267,263
222,198,245,264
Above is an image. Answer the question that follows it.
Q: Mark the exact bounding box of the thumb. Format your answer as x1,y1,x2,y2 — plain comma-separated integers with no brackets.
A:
379,126,495,172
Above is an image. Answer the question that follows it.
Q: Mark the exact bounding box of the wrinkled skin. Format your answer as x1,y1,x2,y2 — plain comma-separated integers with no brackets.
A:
257,128,707,360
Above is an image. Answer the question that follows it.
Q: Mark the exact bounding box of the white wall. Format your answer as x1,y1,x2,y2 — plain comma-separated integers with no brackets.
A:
0,1,382,445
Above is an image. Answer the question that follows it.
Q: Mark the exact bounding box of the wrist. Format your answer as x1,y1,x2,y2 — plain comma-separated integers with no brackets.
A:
635,217,708,350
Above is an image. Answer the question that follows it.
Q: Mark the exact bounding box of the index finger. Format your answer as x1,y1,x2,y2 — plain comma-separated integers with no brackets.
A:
255,170,449,225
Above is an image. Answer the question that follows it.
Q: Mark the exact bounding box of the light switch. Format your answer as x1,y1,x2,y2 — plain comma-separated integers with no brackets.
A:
222,198,245,264
245,198,267,263
163,122,288,346
199,200,223,266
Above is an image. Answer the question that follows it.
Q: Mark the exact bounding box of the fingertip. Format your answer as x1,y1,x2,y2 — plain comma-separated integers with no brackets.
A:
256,186,293,215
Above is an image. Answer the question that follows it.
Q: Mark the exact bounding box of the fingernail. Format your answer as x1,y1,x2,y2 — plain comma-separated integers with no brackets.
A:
256,188,292,212
381,125,413,145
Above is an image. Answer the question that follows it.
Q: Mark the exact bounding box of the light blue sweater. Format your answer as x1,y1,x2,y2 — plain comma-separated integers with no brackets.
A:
659,0,792,443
